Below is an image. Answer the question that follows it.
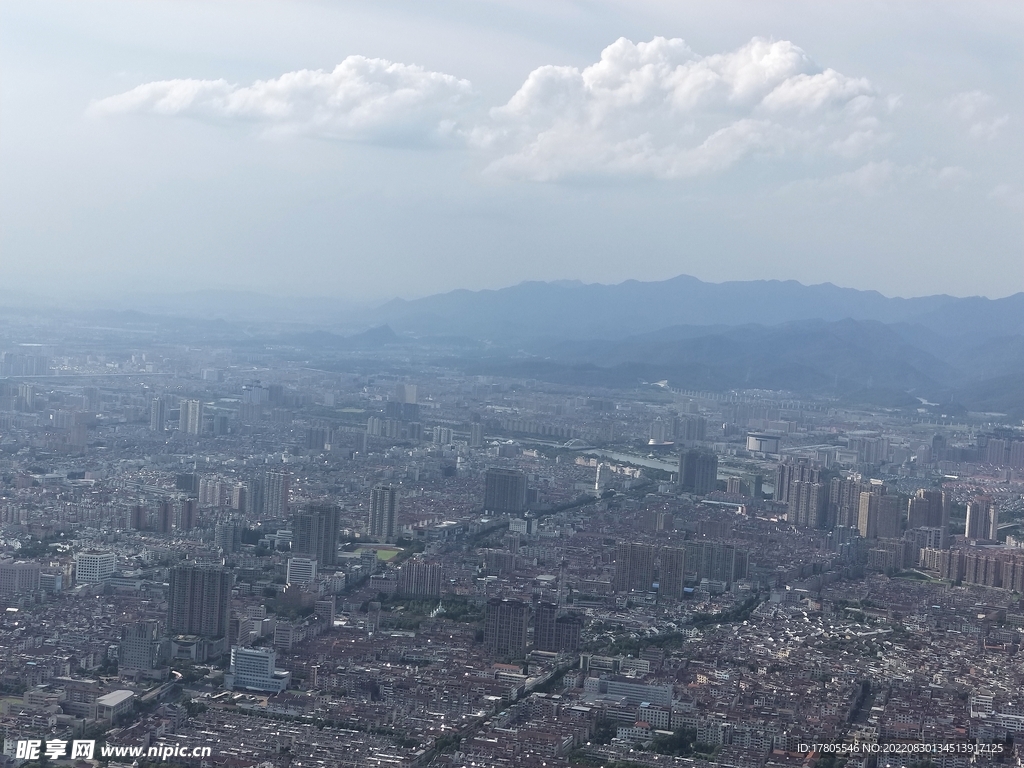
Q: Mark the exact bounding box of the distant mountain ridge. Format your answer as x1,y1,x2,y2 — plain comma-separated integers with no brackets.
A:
370,275,1024,341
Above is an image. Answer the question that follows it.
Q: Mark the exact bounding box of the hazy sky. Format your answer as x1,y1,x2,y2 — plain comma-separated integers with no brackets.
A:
1,1,1021,304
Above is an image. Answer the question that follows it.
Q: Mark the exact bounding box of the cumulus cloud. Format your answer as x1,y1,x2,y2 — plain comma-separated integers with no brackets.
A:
471,36,884,180
90,56,473,143
945,91,1008,141
90,38,895,180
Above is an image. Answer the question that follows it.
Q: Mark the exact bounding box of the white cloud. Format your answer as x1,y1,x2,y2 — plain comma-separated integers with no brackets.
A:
946,90,991,121
822,160,901,195
90,56,473,143
945,90,1008,141
471,36,883,180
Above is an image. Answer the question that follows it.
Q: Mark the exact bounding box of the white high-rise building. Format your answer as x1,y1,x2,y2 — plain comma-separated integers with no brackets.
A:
286,557,318,586
225,646,290,693
75,551,116,584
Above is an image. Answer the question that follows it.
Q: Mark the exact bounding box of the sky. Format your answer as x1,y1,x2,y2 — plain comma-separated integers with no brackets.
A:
0,0,1021,306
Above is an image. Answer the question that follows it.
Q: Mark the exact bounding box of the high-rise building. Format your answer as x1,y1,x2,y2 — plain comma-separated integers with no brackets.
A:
397,559,443,598
966,496,998,541
679,450,718,495
226,647,290,693
263,470,291,517
368,485,397,543
395,383,417,404
789,481,825,529
659,547,686,600
679,540,748,586
214,523,242,553
554,615,582,652
875,495,902,539
483,598,528,658
74,551,116,584
306,426,332,451
534,601,558,651
828,476,872,530
907,488,950,547
483,468,528,513
167,565,232,639
293,503,340,567
129,505,148,531
286,557,318,585
858,488,901,540
470,422,485,448
613,542,657,593
119,620,167,673
857,491,879,539
231,484,248,513
149,398,165,432
179,399,203,435
0,560,41,595
775,459,822,504
675,414,706,445
178,498,198,532
156,501,174,534
533,602,582,653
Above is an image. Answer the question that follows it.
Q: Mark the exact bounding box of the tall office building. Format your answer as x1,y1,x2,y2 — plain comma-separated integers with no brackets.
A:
179,399,203,435
149,398,165,432
966,496,998,541
613,542,657,593
286,557,318,586
679,450,718,495
263,470,291,517
75,551,116,584
368,484,397,543
293,503,341,567
483,468,528,513
0,561,41,595
483,598,528,658
226,646,290,693
167,565,232,639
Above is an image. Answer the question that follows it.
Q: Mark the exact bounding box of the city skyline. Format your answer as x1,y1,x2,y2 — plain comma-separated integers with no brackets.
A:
2,3,1024,765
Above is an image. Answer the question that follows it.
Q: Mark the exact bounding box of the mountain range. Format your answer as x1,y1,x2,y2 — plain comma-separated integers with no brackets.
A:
359,275,1024,416
368,275,1024,342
